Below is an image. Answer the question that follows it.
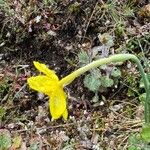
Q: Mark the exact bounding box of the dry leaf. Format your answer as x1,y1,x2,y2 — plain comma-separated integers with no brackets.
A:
138,4,150,17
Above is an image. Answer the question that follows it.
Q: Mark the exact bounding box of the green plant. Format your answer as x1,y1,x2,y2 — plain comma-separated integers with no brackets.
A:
29,142,40,150
61,54,149,121
28,53,150,122
93,0,135,42
0,78,10,99
0,130,11,150
96,0,134,27
115,22,125,37
126,34,150,53
0,106,6,121
78,33,121,102
139,74,150,104
28,52,150,149
128,133,150,150
78,50,122,102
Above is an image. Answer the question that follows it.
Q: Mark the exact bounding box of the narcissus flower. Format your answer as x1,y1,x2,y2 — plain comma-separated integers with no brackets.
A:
27,54,146,123
27,61,68,120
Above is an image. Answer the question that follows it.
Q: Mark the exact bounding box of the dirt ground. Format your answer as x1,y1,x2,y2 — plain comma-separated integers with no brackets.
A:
0,0,150,149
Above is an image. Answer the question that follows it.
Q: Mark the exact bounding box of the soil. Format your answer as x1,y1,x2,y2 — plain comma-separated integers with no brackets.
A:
0,0,150,149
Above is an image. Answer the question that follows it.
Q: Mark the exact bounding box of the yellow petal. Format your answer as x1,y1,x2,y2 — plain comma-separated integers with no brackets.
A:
49,87,67,120
27,75,57,94
33,61,59,81
62,109,68,120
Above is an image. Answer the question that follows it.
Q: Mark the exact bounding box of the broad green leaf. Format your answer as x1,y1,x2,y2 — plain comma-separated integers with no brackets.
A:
78,51,90,66
90,68,101,78
29,142,39,150
128,133,150,150
0,130,12,150
111,67,121,78
84,74,101,92
101,76,114,88
141,125,150,142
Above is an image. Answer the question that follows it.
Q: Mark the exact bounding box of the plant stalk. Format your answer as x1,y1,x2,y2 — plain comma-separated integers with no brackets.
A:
59,54,150,123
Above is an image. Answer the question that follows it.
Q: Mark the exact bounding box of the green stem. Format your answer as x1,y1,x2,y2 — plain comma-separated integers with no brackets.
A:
59,54,150,123
60,54,149,90
145,92,150,124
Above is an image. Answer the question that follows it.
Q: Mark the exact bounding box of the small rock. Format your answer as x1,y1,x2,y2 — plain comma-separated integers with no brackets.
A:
110,104,123,112
47,30,57,36
37,93,44,100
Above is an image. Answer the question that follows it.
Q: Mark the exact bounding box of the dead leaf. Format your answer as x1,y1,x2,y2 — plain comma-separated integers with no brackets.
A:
138,4,150,17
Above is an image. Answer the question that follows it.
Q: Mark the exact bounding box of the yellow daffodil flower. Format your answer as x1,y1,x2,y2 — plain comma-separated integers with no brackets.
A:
27,54,149,123
27,61,68,120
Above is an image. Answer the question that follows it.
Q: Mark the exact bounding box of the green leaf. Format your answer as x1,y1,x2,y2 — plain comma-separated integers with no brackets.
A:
0,130,12,150
141,125,150,142
90,68,101,78
139,80,144,88
92,92,99,103
127,88,136,97
128,133,150,150
78,51,90,66
99,65,107,70
128,146,139,150
128,134,142,150
139,74,150,89
111,67,121,78
139,93,146,103
29,142,39,150
0,106,6,121
101,76,114,88
0,0,5,5
84,74,101,92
